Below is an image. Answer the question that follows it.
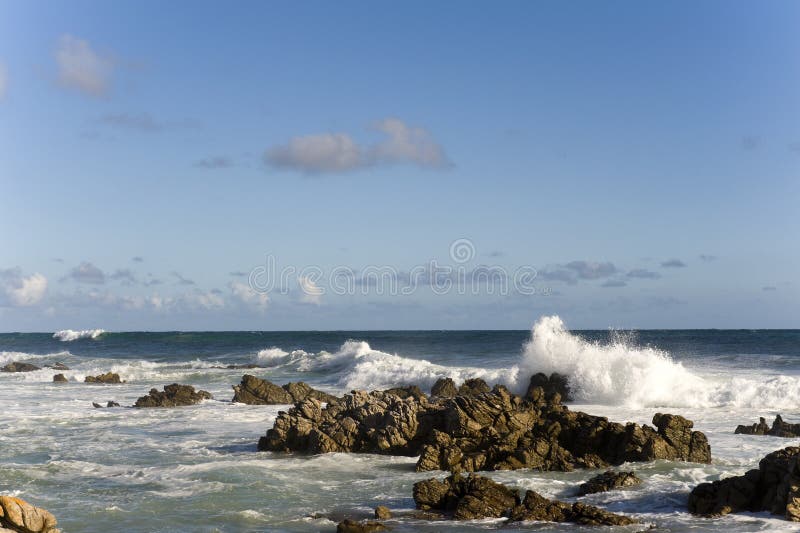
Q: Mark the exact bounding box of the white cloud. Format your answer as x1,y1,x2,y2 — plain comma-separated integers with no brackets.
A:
298,276,323,305
229,281,269,310
0,62,7,100
55,34,114,96
264,118,450,174
67,262,106,284
0,268,48,306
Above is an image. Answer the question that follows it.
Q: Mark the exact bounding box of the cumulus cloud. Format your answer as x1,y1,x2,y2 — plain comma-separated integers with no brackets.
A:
195,156,234,169
661,259,687,268
626,268,661,280
0,62,7,100
55,34,114,96
229,281,269,310
264,118,450,174
67,262,106,284
0,268,48,306
298,276,323,304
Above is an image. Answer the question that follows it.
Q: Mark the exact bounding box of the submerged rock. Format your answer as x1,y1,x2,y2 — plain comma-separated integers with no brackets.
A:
336,519,386,533
413,473,637,525
231,375,337,405
260,380,711,473
0,495,60,533
134,384,212,408
1,362,41,373
430,377,457,398
688,446,800,521
85,372,123,384
107,401,120,407
735,415,800,438
578,470,642,495
52,374,68,383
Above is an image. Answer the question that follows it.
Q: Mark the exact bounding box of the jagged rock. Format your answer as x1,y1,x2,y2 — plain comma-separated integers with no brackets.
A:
0,495,60,532
430,378,458,398
578,470,642,495
735,415,800,438
47,363,70,371
413,473,636,525
526,372,572,402
336,519,386,532
457,378,490,396
1,362,41,372
383,385,426,401
231,375,337,405
107,401,120,407
134,384,212,408
259,381,711,473
52,374,68,383
373,506,391,519
689,446,800,521
85,372,123,384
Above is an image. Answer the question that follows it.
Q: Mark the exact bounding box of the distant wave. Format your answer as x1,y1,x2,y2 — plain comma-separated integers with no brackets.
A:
53,329,106,342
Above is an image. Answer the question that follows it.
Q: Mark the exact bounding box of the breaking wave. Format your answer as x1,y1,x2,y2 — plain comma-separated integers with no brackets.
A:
53,329,106,341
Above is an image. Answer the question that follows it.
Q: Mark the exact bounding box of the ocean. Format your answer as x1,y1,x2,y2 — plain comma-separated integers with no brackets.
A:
1,316,799,532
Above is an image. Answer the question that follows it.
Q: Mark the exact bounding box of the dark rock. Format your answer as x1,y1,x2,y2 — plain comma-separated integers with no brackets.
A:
134,384,212,408
107,401,120,407
430,377,458,398
336,519,386,533
85,372,123,384
383,385,426,401
1,362,41,372
0,495,60,532
231,374,337,405
47,363,70,371
735,415,800,438
373,506,391,519
413,473,636,526
52,374,68,383
578,470,642,495
689,446,800,521
92,402,102,408
457,378,490,396
526,372,572,402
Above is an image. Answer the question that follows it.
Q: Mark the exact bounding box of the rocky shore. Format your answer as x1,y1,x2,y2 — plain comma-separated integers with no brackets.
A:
735,415,800,438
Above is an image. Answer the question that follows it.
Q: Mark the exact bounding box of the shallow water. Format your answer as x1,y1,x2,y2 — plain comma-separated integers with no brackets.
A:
2,319,800,532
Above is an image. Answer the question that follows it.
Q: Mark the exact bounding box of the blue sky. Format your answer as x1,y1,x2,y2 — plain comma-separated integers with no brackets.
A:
0,1,798,331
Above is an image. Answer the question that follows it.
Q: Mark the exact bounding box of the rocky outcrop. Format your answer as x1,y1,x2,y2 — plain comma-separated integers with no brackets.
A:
1,362,41,373
84,372,123,384
526,372,572,402
231,375,337,405
457,378,490,396
578,470,642,495
413,473,637,525
382,385,426,401
0,496,59,533
373,506,391,519
430,377,457,398
689,446,800,521
260,382,711,473
335,519,386,533
134,384,212,408
52,374,68,383
735,415,800,438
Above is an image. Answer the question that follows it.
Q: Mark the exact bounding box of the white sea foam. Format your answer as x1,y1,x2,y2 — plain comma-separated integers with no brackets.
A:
53,329,106,341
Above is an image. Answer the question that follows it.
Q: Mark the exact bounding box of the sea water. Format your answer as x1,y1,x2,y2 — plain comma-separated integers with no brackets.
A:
1,316,799,532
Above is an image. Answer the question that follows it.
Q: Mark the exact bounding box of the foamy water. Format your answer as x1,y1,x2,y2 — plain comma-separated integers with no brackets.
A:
1,319,799,532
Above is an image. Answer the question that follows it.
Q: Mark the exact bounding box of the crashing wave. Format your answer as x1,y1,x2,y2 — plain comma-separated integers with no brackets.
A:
53,329,106,342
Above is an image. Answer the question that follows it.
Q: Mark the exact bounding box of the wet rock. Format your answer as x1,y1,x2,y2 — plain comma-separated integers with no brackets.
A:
134,383,212,408
107,401,120,407
336,519,386,532
430,377,457,398
373,506,391,519
526,372,572,402
84,372,123,384
413,473,637,526
578,470,642,495
52,374,68,383
457,378,490,396
735,415,800,438
92,402,102,408
0,495,59,533
47,363,70,371
231,375,337,405
689,446,800,520
1,362,41,372
383,385,426,401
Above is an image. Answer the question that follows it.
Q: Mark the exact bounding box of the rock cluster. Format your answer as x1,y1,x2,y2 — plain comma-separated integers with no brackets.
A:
84,372,123,384
1,362,41,373
260,376,711,473
134,384,212,408
0,496,59,533
578,470,642,495
413,473,637,525
735,415,800,438
232,375,337,405
688,446,800,521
